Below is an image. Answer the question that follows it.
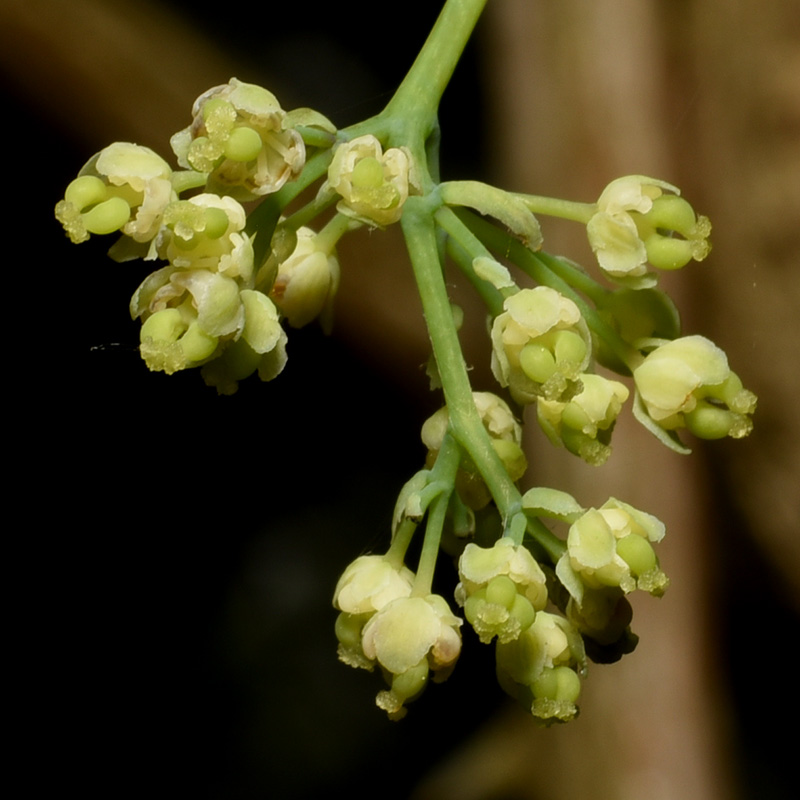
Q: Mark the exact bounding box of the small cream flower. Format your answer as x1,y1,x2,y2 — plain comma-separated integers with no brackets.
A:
633,335,757,439
360,594,462,718
537,374,630,465
333,555,415,616
160,194,254,280
325,134,419,226
455,539,548,644
131,268,244,374
587,176,711,286
557,498,668,599
171,78,305,200
332,555,416,677
491,287,590,404
55,142,174,244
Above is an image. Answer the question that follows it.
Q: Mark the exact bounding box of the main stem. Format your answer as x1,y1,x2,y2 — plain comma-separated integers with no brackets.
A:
402,198,520,520
385,0,488,123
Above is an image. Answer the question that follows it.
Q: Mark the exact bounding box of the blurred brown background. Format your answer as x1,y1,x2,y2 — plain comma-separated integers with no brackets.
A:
5,1,797,798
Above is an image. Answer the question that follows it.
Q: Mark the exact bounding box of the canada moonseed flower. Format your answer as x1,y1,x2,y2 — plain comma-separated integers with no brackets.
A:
360,594,462,719
557,498,668,600
55,142,174,245
325,134,419,227
537,373,630,465
455,539,548,644
495,611,586,723
333,555,415,616
171,78,305,200
160,194,254,279
587,176,711,286
491,287,590,404
633,335,757,440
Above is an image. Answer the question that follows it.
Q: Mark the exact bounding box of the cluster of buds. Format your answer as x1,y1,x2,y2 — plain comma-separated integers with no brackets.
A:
57,60,758,729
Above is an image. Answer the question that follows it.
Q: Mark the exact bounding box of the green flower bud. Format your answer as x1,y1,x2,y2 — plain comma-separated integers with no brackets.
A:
269,227,340,331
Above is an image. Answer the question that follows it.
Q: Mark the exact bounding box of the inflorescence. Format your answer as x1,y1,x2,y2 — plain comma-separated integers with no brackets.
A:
59,18,756,724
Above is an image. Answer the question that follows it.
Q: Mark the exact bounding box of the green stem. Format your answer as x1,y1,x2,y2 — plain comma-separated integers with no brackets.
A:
384,0,488,125
312,212,355,254
512,193,596,224
535,250,608,305
412,434,461,596
435,206,506,316
526,516,566,563
386,518,417,569
402,197,521,519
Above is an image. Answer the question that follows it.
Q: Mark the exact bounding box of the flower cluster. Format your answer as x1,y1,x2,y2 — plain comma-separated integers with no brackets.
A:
56,80,356,393
59,34,758,729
